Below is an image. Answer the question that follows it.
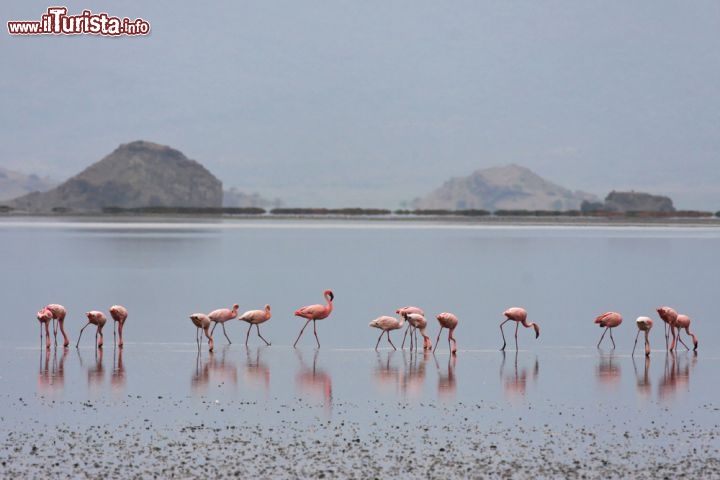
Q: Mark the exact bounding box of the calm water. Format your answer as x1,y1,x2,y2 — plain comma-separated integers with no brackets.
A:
1,218,718,476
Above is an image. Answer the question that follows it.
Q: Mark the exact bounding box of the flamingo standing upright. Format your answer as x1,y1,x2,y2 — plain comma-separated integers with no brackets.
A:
673,314,698,352
76,311,107,348
293,289,334,348
109,305,128,348
36,308,52,350
633,316,653,357
209,303,240,344
44,304,69,347
396,306,424,349
500,307,539,351
238,304,272,346
369,315,405,351
190,313,214,352
403,312,432,351
656,306,678,351
594,311,623,349
434,312,458,355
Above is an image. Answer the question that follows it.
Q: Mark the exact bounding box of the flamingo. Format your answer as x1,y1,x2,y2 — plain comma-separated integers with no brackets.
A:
434,312,458,355
209,303,240,344
396,306,424,349
190,313,214,352
238,304,272,346
36,308,52,350
76,311,107,348
594,311,623,349
633,316,653,357
109,305,128,348
656,306,678,351
403,312,432,351
673,314,698,352
369,315,405,350
293,289,334,348
500,307,539,351
44,304,69,347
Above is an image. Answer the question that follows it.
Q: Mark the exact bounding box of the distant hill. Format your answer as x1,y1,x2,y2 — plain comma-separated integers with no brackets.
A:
9,141,222,212
223,187,283,208
412,164,598,211
0,167,57,202
582,191,675,212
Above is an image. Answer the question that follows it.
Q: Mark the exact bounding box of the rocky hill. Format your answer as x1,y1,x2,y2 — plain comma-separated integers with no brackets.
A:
412,164,598,211
0,167,56,202
582,191,675,212
9,141,222,212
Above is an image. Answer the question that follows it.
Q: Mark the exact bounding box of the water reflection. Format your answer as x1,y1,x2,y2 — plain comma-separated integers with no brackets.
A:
659,352,697,402
191,350,211,394
191,346,238,395
500,351,539,402
596,352,621,389
242,346,270,395
77,348,105,390
37,347,68,393
373,351,402,394
632,355,652,399
295,349,332,414
111,347,126,394
435,354,457,400
401,351,429,399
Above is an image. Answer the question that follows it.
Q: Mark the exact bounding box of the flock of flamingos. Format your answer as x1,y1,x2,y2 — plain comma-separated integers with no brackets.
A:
35,289,699,356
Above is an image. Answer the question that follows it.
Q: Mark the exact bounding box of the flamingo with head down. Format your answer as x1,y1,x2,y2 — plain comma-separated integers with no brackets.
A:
36,308,53,350
76,311,107,348
402,312,432,351
656,306,678,351
109,305,128,348
396,306,424,349
293,290,334,348
43,304,69,347
633,316,653,357
594,311,623,349
500,307,539,351
434,312,458,355
673,314,698,352
190,313,214,352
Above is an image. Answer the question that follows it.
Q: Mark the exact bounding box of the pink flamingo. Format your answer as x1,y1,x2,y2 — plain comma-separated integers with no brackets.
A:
594,311,623,349
369,315,405,350
396,306,424,348
43,304,69,347
109,305,128,348
633,316,653,357
36,308,53,350
76,311,107,348
293,289,334,348
238,304,272,346
500,307,539,351
190,313,214,352
209,303,240,344
673,314,698,352
656,306,678,351
403,312,432,351
434,312,458,355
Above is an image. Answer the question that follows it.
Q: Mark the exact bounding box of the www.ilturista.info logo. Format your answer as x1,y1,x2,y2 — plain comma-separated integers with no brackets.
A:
7,7,150,36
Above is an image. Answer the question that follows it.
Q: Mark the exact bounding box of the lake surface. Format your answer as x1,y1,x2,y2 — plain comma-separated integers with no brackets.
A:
1,217,718,477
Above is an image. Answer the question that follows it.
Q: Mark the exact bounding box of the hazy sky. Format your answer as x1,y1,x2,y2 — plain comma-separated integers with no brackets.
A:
2,1,719,208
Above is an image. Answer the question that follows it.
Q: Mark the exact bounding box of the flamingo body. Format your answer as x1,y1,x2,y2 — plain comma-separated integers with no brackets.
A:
293,290,334,348
434,312,458,355
673,314,698,351
656,306,678,351
595,311,623,349
396,306,425,349
109,305,128,348
77,311,107,348
209,303,240,344
238,304,272,346
369,315,404,350
36,308,53,349
190,313,214,352
43,303,70,347
633,316,653,357
404,312,432,350
500,307,539,351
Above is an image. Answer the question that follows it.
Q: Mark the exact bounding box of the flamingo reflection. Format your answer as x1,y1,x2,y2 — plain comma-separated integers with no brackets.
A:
295,349,332,415
373,350,402,394
77,347,105,389
400,350,429,398
37,347,68,393
595,352,621,389
191,350,212,394
659,351,696,402
111,347,126,393
632,355,652,399
434,353,457,400
243,346,270,395
500,350,539,401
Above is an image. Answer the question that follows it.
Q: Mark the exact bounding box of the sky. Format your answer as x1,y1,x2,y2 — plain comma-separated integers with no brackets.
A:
1,1,719,208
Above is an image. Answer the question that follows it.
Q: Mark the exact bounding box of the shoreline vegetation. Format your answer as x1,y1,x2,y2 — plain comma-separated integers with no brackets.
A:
1,205,719,225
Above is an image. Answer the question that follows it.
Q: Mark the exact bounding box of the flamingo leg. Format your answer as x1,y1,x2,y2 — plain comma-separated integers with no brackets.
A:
204,327,214,352
664,322,669,350
676,331,690,351
52,318,58,346
293,320,311,348
387,331,397,350
220,322,232,344
449,328,457,355
96,325,104,349
597,327,608,348
433,327,444,353
514,321,520,351
211,322,217,335
644,331,651,357
401,323,411,349
118,321,124,348
76,322,91,348
114,321,117,347
632,329,641,356
499,319,511,351
58,319,69,347
256,324,271,346
312,320,320,348
196,327,201,350
609,328,616,349
43,322,51,350
374,331,384,351
245,324,253,346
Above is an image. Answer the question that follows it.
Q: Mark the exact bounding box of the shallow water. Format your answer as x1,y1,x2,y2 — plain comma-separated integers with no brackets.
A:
1,218,718,477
